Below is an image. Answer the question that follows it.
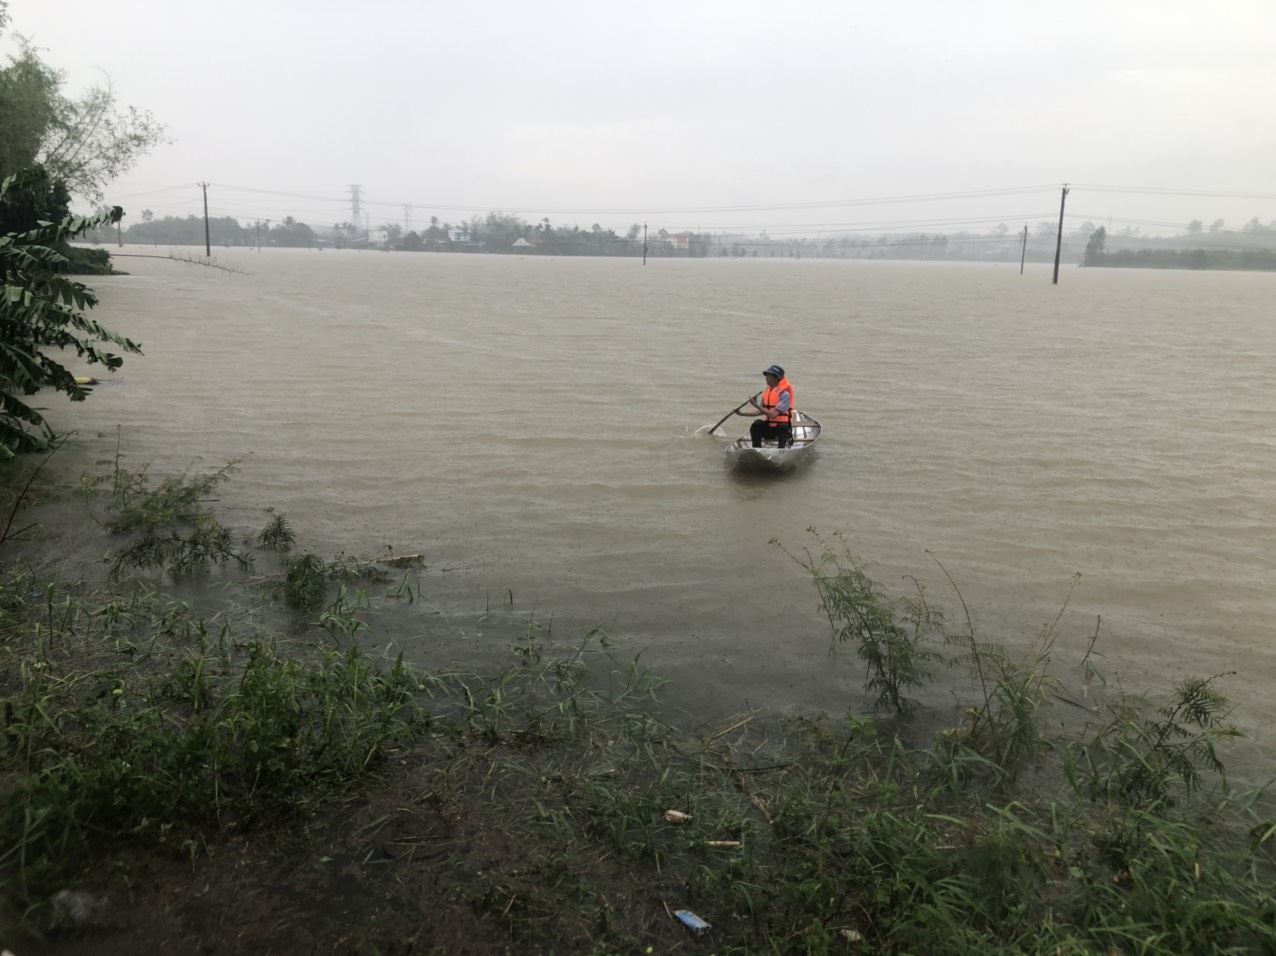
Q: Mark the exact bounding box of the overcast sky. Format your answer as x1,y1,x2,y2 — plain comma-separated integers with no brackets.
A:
5,0,1275,237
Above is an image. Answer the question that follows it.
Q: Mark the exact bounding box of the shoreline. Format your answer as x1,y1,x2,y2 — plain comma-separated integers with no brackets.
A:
2,450,1274,953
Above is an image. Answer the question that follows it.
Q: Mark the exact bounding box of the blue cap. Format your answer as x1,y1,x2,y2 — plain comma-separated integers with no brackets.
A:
763,364,784,378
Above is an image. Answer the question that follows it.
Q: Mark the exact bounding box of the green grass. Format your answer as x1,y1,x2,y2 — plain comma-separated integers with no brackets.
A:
0,580,429,905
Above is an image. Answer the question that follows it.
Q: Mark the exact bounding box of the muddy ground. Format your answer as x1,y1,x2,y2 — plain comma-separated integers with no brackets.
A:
16,763,703,955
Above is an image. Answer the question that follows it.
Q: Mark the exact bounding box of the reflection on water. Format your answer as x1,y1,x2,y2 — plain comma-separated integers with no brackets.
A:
47,247,1276,764
723,452,821,485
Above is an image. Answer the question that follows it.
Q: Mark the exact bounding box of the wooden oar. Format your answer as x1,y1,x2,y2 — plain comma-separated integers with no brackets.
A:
708,393,761,435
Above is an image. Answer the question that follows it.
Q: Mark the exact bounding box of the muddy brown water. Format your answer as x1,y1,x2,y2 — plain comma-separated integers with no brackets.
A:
31,246,1276,774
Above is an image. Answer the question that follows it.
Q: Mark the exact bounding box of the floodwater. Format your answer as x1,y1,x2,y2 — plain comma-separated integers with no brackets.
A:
41,247,1276,761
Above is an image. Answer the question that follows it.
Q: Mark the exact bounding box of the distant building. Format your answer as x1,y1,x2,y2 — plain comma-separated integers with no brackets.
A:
668,232,692,252
512,237,532,248
449,227,470,243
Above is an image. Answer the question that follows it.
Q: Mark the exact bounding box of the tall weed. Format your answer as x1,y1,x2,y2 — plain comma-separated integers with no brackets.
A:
778,529,944,715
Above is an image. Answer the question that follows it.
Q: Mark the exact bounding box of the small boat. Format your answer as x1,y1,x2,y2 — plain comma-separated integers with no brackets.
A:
724,409,821,471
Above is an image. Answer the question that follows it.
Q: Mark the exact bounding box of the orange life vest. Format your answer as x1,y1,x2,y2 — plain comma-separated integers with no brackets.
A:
762,378,794,427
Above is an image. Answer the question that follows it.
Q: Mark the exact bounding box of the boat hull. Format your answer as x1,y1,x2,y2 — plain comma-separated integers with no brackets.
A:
724,410,821,471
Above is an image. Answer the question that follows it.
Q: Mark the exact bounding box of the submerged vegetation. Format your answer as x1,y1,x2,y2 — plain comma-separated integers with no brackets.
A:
1,456,1274,953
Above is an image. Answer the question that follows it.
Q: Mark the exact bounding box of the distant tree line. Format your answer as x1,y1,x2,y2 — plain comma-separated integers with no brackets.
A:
709,215,1276,267
112,213,319,248
78,209,718,257
1083,224,1276,270
76,204,1276,270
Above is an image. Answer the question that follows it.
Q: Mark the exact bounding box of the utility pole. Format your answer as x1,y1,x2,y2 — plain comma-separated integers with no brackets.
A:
199,182,211,256
117,215,123,248
255,220,261,252
349,185,363,235
1052,184,1070,285
404,204,411,234
1020,224,1028,274
642,223,648,266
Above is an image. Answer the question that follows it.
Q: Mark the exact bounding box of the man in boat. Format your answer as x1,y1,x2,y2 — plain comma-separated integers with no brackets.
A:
737,364,794,448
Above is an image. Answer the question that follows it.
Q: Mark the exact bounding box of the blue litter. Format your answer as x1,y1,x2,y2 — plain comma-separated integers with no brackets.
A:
674,909,711,936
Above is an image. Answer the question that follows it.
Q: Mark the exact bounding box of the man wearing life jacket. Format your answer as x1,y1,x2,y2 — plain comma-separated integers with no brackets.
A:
737,364,795,448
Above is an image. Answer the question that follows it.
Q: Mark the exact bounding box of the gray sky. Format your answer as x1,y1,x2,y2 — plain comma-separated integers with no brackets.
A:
6,0,1275,237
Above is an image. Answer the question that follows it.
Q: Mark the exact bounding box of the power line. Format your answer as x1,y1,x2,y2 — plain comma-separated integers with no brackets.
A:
197,180,1276,218
112,177,1276,242
1072,184,1276,200
1069,211,1198,230
675,212,1058,234
203,182,1059,218
106,183,200,200
353,185,1062,215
